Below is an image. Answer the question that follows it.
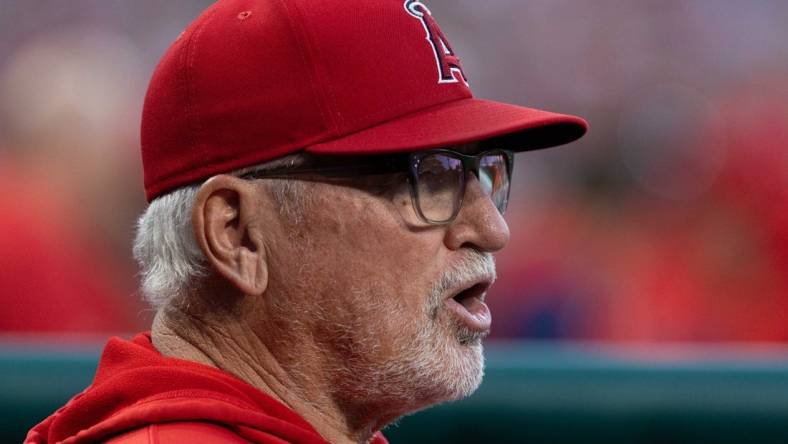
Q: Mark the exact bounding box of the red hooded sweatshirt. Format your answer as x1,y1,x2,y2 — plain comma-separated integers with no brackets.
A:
25,333,388,444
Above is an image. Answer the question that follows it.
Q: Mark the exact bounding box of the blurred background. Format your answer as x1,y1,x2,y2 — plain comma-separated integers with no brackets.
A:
1,0,787,442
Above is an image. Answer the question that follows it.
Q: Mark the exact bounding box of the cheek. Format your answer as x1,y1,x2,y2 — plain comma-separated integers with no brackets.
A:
305,189,443,312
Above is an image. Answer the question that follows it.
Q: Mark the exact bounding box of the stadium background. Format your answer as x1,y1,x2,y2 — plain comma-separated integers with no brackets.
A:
1,0,787,442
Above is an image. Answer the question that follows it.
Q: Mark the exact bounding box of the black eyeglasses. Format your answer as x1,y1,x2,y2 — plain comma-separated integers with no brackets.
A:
241,149,514,225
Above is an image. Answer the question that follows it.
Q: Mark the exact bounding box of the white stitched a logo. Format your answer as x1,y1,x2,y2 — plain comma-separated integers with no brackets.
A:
404,0,468,85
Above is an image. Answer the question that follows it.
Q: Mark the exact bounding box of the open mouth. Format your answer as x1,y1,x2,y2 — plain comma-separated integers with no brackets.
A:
445,280,492,333
452,282,489,309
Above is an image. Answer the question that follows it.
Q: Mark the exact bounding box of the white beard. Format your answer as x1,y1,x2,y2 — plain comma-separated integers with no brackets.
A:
328,251,495,418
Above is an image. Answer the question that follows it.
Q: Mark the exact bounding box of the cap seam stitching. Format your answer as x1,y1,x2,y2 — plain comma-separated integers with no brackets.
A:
185,5,222,166
288,0,343,133
276,0,338,137
178,23,200,169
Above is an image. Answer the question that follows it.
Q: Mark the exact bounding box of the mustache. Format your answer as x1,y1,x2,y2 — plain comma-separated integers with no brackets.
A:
428,251,496,313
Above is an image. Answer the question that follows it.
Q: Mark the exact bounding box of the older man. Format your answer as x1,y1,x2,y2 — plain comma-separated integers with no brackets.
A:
27,0,585,443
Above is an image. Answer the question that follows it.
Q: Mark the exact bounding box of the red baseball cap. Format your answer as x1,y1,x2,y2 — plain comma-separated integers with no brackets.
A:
141,0,587,201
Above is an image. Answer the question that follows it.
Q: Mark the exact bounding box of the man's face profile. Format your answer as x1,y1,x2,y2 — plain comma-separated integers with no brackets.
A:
242,145,509,416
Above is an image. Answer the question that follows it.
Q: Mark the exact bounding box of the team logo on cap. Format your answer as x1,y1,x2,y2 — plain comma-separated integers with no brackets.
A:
405,0,468,85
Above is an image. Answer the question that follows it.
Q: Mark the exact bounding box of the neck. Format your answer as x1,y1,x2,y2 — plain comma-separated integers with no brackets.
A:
150,306,380,444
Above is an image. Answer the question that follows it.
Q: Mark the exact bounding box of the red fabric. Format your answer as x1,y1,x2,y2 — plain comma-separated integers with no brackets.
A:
141,0,587,201
25,333,388,444
105,422,252,443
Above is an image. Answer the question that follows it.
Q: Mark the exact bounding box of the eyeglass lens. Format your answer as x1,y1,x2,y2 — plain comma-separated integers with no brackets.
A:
479,153,510,214
415,151,509,223
415,154,464,222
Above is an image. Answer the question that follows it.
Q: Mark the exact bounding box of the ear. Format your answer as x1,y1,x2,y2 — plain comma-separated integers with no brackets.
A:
192,175,268,296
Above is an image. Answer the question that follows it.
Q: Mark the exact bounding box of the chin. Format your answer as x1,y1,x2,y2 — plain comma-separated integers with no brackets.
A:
443,339,486,401
328,304,487,418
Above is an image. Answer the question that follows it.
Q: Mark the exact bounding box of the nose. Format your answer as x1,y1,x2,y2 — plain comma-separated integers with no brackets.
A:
443,174,510,252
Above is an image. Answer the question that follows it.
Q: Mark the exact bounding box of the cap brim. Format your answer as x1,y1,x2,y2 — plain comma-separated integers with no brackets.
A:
305,98,587,155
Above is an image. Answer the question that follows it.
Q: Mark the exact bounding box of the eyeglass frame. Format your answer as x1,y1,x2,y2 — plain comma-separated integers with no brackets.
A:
240,148,514,225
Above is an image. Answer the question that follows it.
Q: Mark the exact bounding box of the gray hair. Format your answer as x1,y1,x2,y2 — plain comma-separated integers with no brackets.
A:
132,154,307,310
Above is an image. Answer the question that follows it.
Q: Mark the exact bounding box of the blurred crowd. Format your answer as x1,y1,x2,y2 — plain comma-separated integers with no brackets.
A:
1,1,786,341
